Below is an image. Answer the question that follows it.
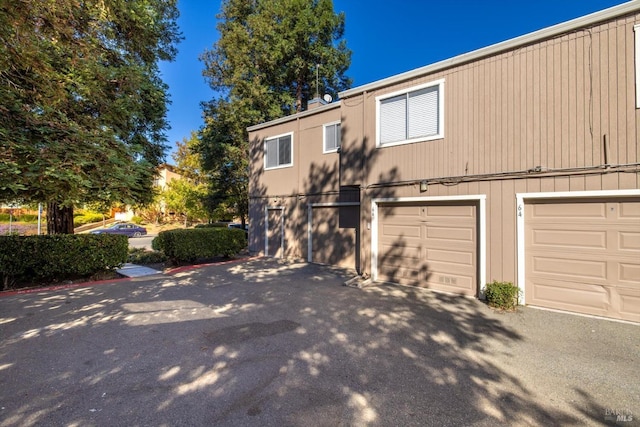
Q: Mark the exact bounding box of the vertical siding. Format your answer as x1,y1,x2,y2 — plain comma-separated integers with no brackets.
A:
249,105,344,259
338,12,639,281
342,14,638,187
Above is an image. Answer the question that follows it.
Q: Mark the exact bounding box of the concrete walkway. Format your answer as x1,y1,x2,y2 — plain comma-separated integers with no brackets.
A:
116,263,162,278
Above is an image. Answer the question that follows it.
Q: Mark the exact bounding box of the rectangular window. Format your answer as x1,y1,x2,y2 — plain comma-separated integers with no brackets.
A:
264,133,293,170
323,122,341,153
376,79,444,147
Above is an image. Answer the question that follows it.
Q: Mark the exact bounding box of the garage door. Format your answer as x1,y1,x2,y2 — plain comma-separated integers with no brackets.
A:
377,202,477,295
310,206,357,269
525,198,640,322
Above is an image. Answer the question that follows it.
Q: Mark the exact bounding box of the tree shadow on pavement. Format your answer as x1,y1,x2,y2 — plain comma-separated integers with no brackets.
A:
0,259,628,426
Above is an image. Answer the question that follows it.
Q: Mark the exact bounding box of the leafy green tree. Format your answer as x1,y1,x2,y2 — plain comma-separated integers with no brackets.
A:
199,0,351,225
0,0,181,233
161,131,211,224
162,179,208,226
173,131,206,184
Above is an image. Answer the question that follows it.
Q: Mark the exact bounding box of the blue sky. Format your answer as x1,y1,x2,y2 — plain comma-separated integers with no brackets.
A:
159,0,628,161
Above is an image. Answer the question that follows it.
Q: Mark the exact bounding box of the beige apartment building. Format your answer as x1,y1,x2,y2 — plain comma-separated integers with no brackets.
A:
248,2,640,322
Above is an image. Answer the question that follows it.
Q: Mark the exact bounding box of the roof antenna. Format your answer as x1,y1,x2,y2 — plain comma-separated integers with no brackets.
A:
315,63,320,99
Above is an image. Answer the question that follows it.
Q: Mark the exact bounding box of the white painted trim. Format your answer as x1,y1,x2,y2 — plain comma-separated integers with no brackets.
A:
516,189,640,200
264,132,294,171
375,79,445,148
371,195,487,295
515,189,640,305
322,121,341,154
265,205,285,258
635,24,640,109
307,202,361,262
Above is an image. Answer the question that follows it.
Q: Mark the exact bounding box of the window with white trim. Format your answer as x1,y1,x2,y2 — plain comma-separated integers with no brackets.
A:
264,133,293,170
323,122,341,153
376,79,444,147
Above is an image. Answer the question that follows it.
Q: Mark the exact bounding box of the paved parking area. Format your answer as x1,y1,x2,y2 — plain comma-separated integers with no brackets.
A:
0,258,637,426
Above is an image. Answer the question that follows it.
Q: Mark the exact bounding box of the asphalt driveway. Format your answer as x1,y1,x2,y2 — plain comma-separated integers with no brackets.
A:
0,258,637,426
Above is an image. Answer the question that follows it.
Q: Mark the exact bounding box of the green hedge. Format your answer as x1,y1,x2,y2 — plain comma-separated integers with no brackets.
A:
0,234,128,289
73,213,105,227
152,228,246,264
0,213,39,223
194,222,228,228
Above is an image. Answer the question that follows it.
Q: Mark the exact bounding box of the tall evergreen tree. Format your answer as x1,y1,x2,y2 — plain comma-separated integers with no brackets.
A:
0,0,181,233
199,0,351,224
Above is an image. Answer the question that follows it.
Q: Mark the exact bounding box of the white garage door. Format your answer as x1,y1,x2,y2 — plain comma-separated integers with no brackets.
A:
377,202,477,296
525,198,640,322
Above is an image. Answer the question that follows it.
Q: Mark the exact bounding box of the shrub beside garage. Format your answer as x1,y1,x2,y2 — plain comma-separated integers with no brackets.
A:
0,234,128,290
153,228,247,264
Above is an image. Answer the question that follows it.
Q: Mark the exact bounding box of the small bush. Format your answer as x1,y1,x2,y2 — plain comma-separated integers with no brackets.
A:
127,248,167,265
0,234,128,290
0,213,37,222
18,214,38,223
484,280,519,310
131,216,144,225
74,213,105,227
153,228,246,264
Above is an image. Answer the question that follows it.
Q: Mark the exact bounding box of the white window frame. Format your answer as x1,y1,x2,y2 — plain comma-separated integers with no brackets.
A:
635,24,640,108
264,132,294,170
323,121,341,154
375,78,445,148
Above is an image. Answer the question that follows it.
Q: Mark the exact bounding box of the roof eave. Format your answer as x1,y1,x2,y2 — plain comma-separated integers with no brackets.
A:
247,100,342,133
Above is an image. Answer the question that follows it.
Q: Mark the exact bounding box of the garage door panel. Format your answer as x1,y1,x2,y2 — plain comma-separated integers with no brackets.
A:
380,205,421,218
427,248,474,266
619,232,640,251
531,202,607,219
382,224,421,238
426,204,475,218
378,265,425,282
426,225,474,241
434,274,475,293
532,229,606,249
379,243,422,265
618,288,640,322
525,198,640,322
619,201,640,218
377,202,478,296
532,256,607,280
619,263,640,283
530,281,609,314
